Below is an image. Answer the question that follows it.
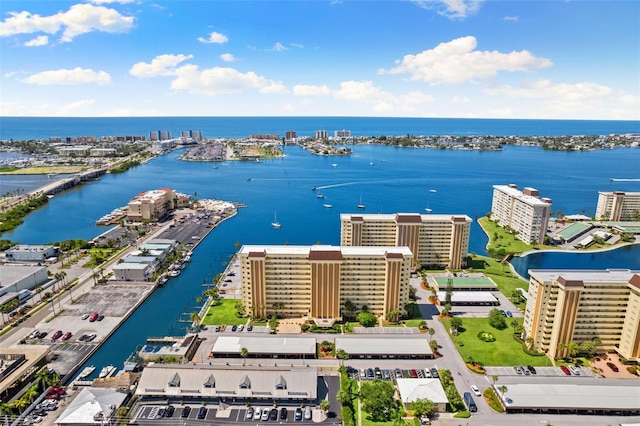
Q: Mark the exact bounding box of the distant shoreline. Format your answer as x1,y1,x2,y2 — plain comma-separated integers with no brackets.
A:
516,241,639,257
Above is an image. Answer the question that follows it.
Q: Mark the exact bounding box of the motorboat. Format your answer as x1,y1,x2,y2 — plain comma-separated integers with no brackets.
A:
98,365,116,378
323,204,333,208
77,365,95,379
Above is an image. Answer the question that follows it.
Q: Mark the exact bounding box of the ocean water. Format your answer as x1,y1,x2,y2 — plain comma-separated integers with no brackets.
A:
1,116,639,140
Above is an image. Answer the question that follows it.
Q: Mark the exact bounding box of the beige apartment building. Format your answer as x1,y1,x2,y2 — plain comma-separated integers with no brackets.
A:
239,245,413,323
340,213,471,269
596,191,640,221
523,269,640,362
491,184,552,245
127,188,189,221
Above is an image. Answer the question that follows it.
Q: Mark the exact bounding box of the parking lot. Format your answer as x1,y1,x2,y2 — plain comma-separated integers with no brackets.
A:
347,365,440,382
485,365,595,377
135,405,322,424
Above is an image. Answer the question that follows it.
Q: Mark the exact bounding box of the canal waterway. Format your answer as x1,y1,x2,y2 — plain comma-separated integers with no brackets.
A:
3,143,640,370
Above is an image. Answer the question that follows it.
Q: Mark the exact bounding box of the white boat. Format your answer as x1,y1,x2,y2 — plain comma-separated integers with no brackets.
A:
317,193,325,199
78,365,95,379
323,204,333,208
425,208,432,212
183,255,191,262
369,159,374,166
331,163,338,167
357,196,366,209
169,270,180,277
272,211,281,229
98,365,116,378
429,189,437,193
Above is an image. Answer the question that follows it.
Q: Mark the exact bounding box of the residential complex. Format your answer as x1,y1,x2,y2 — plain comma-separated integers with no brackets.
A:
127,188,189,222
340,213,471,269
239,245,413,323
491,184,552,244
596,191,640,221
523,269,640,362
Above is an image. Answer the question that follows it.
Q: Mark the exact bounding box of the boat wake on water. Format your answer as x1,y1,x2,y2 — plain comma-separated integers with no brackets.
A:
610,178,640,182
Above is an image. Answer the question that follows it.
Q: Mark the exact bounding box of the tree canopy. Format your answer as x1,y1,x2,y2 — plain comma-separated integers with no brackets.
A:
360,380,395,422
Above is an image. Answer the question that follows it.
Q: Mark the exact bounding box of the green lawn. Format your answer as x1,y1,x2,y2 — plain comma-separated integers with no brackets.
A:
441,317,550,366
202,298,248,326
478,216,550,255
403,319,424,327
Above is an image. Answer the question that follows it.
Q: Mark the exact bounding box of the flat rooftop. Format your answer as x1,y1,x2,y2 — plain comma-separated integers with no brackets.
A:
239,245,413,257
335,337,432,356
529,269,640,284
555,222,593,240
211,336,316,355
495,377,640,411
431,275,497,289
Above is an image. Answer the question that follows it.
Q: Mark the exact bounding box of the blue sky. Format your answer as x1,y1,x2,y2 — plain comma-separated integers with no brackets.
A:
1,0,638,119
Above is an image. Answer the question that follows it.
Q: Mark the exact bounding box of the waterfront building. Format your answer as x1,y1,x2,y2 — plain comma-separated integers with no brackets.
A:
180,130,203,141
5,245,58,263
89,148,117,157
151,139,176,153
491,184,552,245
127,188,189,222
149,130,172,141
135,365,318,403
334,129,351,138
340,213,471,269
56,387,127,425
596,191,640,221
0,265,48,305
285,130,297,140
523,269,640,362
57,145,92,156
0,347,49,403
314,130,328,139
112,262,153,281
239,245,413,323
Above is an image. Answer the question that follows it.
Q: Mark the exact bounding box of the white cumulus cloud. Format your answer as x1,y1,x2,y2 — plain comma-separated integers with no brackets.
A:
170,65,281,96
0,3,135,43
293,84,332,96
23,67,111,85
197,31,228,44
24,35,48,46
220,53,236,62
271,42,288,52
410,0,483,19
129,54,193,77
380,36,552,85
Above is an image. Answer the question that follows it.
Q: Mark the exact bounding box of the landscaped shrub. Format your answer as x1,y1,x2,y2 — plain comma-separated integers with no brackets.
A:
626,366,638,376
477,331,496,342
453,410,471,418
483,387,505,413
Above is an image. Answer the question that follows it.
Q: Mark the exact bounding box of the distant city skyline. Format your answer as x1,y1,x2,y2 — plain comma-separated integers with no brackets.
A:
1,0,638,120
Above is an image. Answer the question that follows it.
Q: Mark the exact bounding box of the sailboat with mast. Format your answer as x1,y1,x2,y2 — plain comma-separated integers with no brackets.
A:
271,211,281,229
357,196,366,209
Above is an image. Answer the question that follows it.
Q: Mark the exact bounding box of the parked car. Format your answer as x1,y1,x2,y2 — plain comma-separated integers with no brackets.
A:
607,362,619,372
247,324,253,331
360,369,366,378
197,407,207,419
395,368,403,378
89,312,99,322
410,369,418,378
423,368,432,378
165,406,175,418
61,332,72,341
527,365,537,375
367,368,374,378
294,407,302,421
86,333,97,341
180,406,191,418
304,406,312,420
374,367,382,379
254,408,262,421
430,368,439,378
269,408,278,420
506,311,513,317
470,385,481,396
214,325,221,332
231,325,238,332
51,330,63,340
500,310,507,316
521,365,531,375
81,313,90,320
37,331,48,339
383,369,391,380
30,330,40,339
514,366,524,375
560,366,571,375
280,407,288,420
569,365,581,375
96,315,104,321
246,407,254,419
261,408,269,421
238,324,244,332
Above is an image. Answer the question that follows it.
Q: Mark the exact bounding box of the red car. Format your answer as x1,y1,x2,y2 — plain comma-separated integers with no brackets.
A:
410,369,418,378
61,332,72,341
89,312,99,322
560,366,571,375
606,362,619,372
51,330,63,340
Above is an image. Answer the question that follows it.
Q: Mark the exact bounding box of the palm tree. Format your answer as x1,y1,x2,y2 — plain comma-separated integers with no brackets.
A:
240,347,248,366
343,300,356,320
498,385,508,402
190,312,201,332
428,328,436,341
320,399,330,413
491,375,498,385
567,341,579,359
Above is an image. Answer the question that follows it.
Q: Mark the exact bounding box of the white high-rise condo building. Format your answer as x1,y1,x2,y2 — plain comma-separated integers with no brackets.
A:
491,184,552,245
596,191,640,221
340,213,471,269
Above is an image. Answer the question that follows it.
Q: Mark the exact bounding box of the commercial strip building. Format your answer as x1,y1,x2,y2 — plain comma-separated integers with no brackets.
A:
491,184,552,245
596,191,640,221
239,245,413,323
210,336,316,359
127,188,190,222
111,239,178,281
4,245,58,263
436,291,499,306
0,265,49,306
523,269,640,361
494,377,640,415
135,364,318,403
334,337,433,359
340,213,472,269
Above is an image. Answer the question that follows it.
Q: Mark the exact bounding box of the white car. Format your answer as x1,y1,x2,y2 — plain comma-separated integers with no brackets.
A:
470,385,481,396
569,365,581,375
253,408,262,421
246,407,254,419
304,406,312,420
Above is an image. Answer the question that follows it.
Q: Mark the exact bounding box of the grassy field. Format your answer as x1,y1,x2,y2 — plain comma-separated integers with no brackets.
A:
478,216,546,255
202,298,248,326
441,317,550,366
0,165,89,175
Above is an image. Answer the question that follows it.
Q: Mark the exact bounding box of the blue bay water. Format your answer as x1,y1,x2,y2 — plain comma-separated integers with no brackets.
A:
1,117,640,371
